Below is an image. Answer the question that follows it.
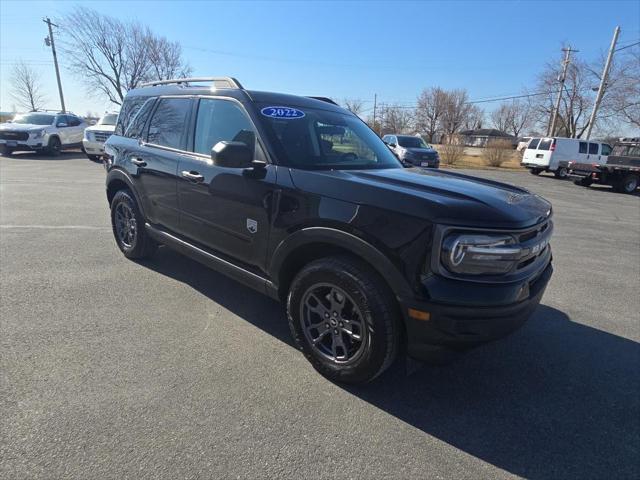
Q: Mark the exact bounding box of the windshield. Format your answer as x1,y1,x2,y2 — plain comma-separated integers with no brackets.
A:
12,113,55,125
98,114,118,126
397,136,428,149
258,104,402,170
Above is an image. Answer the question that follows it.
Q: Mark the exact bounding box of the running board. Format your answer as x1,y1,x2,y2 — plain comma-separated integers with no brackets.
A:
145,223,279,299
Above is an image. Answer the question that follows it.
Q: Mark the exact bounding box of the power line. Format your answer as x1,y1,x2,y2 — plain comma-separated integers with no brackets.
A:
615,40,640,51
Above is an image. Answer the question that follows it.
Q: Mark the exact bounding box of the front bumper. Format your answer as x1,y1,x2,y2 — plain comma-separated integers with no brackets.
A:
83,139,106,156
0,138,45,151
400,261,553,362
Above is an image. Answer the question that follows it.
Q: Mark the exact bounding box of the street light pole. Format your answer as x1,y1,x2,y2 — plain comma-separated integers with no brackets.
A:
43,17,66,113
585,26,621,140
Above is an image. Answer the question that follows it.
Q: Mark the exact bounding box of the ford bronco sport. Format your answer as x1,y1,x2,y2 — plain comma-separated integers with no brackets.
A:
104,77,554,384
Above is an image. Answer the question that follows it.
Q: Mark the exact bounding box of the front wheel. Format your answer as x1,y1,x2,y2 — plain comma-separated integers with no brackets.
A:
46,136,62,156
287,256,401,384
110,190,157,259
0,146,14,156
574,177,593,187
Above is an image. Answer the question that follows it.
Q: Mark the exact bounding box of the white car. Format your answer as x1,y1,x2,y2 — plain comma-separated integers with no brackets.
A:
83,112,118,161
0,111,86,156
521,137,612,178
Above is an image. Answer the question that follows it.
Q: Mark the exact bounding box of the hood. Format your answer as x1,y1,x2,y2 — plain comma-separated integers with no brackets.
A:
86,124,116,132
0,123,49,131
288,167,551,229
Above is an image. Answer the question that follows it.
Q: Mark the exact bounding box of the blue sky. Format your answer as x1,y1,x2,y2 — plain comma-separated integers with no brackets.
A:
1,0,639,119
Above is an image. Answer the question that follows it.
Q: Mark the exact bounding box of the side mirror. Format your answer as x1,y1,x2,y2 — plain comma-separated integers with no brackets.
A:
211,141,253,168
57,122,68,128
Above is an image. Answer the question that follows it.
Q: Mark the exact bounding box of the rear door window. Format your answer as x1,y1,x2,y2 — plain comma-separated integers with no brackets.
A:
528,138,540,149
147,97,192,150
579,142,588,154
588,143,599,154
538,139,552,151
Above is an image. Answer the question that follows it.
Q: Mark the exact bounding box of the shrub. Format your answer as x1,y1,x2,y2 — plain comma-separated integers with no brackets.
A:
439,139,465,165
483,139,513,167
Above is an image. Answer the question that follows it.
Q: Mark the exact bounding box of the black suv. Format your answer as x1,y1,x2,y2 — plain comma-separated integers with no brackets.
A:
104,77,554,384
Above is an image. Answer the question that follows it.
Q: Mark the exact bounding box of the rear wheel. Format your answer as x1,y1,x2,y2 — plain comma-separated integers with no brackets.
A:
554,167,568,179
613,174,638,194
46,136,62,156
110,189,157,259
286,256,401,384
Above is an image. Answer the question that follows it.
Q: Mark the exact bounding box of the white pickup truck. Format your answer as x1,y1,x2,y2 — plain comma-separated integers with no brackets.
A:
83,112,118,161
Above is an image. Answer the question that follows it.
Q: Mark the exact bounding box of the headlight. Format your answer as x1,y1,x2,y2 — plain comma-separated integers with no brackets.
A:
441,233,522,275
30,129,45,139
84,131,93,141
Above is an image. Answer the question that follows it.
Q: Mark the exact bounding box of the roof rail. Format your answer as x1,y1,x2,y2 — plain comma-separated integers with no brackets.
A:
307,96,339,106
140,77,244,89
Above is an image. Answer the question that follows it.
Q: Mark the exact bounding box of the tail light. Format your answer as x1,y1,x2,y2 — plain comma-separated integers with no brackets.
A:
550,140,556,151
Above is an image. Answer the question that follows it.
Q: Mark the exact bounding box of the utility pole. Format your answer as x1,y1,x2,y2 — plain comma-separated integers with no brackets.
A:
372,94,378,134
547,46,578,137
585,26,621,140
43,17,66,113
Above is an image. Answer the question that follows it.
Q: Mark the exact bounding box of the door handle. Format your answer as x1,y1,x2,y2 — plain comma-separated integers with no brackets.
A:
181,170,204,182
131,157,146,167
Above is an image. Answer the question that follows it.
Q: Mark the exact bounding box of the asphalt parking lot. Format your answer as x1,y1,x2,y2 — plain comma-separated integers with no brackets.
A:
1,152,639,479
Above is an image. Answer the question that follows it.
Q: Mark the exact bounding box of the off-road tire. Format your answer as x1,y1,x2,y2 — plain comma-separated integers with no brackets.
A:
286,255,401,384
110,189,157,259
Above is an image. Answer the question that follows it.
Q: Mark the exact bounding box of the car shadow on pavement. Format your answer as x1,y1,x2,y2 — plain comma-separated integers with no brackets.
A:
142,247,639,480
2,151,84,161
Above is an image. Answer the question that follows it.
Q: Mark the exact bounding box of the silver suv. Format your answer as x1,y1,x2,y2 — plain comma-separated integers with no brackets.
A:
0,111,86,156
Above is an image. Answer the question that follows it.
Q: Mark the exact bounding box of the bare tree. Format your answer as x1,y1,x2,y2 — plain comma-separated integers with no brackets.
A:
414,87,447,142
378,104,413,135
462,104,484,131
59,7,191,105
441,89,473,139
603,47,640,129
343,98,365,116
10,61,46,111
491,100,532,136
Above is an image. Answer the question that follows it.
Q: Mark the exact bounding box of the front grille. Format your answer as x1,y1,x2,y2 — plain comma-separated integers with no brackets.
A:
0,131,29,141
93,131,112,143
513,219,552,272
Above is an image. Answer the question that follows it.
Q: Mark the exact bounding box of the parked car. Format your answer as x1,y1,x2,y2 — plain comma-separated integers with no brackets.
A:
0,111,86,156
83,112,118,161
521,137,611,178
104,77,553,384
382,134,440,168
568,137,640,194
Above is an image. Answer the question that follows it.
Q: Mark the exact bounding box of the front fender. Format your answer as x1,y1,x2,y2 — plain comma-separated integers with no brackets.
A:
269,226,413,298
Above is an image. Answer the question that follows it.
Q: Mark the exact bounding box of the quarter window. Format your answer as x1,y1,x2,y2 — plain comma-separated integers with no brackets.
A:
125,98,156,140
579,142,588,154
147,98,191,150
588,143,599,154
193,98,258,157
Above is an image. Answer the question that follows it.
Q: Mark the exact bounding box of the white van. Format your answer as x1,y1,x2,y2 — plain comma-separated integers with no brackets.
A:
521,137,612,178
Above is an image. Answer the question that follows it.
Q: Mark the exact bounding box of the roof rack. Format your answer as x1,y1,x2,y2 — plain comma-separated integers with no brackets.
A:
307,96,339,106
140,77,244,89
